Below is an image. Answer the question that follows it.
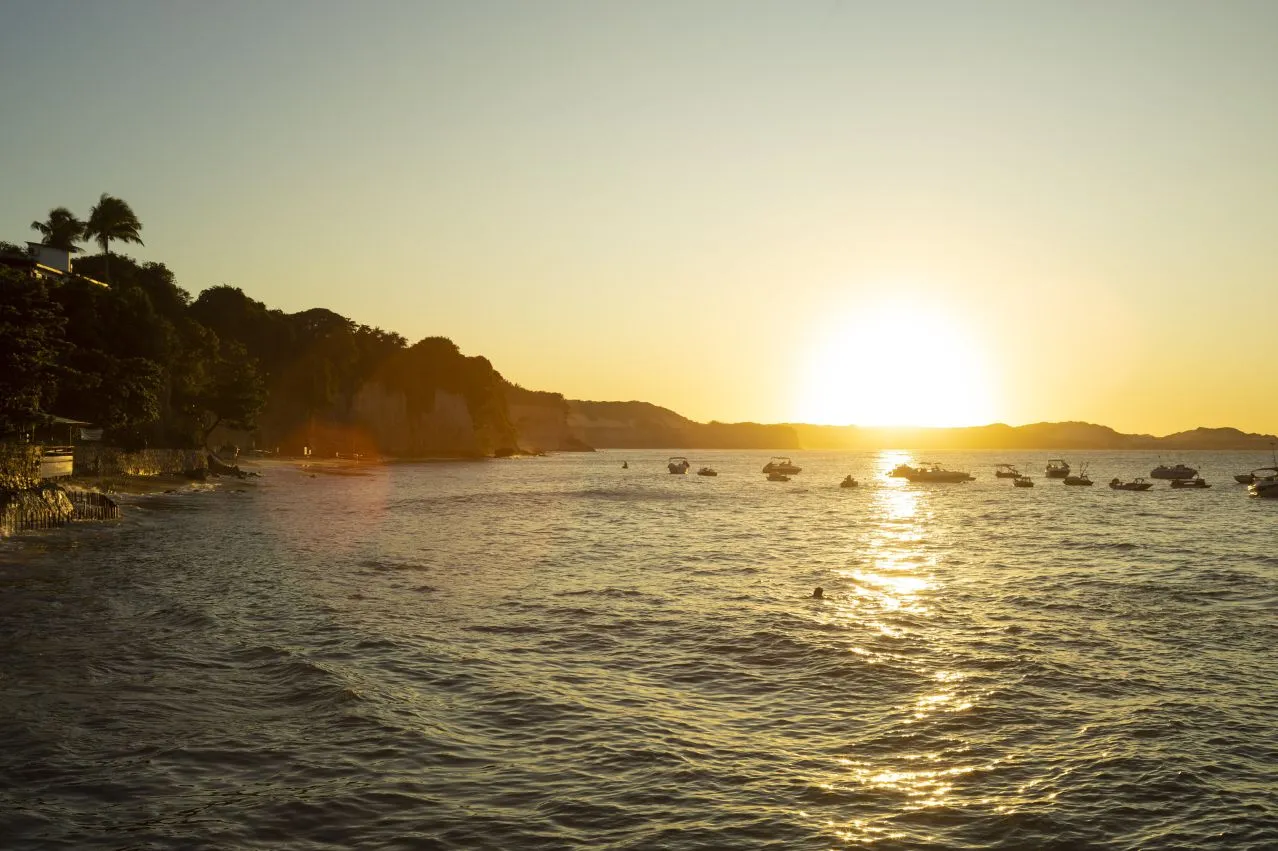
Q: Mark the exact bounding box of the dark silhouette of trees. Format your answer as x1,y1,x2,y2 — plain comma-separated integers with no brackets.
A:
3,203,519,455
0,268,65,435
30,207,86,252
84,194,143,283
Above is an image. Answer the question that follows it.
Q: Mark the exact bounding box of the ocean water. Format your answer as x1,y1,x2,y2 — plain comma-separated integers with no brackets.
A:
1,450,1275,850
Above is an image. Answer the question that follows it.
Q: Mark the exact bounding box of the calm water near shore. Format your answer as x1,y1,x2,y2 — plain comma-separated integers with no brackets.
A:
1,450,1276,850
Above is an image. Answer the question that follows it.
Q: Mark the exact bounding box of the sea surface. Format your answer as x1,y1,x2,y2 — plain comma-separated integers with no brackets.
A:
1,450,1276,850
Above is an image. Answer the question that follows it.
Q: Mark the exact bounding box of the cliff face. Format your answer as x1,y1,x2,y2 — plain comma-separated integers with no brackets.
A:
505,385,593,453
567,400,800,449
351,384,483,455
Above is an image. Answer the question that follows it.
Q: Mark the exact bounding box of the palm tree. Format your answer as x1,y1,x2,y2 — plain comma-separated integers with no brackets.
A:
30,207,86,252
84,193,144,283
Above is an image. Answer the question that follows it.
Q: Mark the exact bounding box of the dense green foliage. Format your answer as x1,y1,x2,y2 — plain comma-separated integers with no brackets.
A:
2,196,533,455
0,269,65,434
3,263,524,455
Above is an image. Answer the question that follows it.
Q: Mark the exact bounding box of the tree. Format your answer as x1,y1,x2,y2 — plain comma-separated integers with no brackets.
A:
192,343,265,449
0,268,65,436
30,206,85,252
84,193,144,283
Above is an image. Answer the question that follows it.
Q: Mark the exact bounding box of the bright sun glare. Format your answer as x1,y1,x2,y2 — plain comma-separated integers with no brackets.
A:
796,303,998,427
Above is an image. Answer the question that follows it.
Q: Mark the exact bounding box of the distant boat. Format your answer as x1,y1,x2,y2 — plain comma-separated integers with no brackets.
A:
762,457,801,475
767,471,790,482
994,464,1020,478
888,463,917,478
904,463,974,483
696,467,718,477
840,475,858,488
622,461,628,469
1109,477,1152,491
1150,462,1197,480
1170,477,1210,489
1045,459,1070,478
1013,475,1034,488
668,457,690,474
1064,464,1093,486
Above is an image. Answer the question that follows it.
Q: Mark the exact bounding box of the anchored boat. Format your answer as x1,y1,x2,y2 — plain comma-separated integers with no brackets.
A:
1109,477,1152,491
762,457,801,475
1150,462,1198,480
904,463,975,483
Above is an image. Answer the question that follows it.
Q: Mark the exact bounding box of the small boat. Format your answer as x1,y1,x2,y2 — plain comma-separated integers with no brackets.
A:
1150,462,1198,480
667,457,690,474
904,463,974,483
1013,475,1034,488
622,461,628,469
1234,467,1277,485
1045,459,1070,478
839,475,858,488
1170,477,1210,489
1109,477,1152,491
696,467,718,477
888,463,917,478
762,457,802,475
1063,464,1093,486
767,471,790,482
995,464,1020,478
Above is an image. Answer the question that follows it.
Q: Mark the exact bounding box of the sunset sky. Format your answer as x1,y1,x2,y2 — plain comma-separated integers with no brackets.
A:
3,1,1277,435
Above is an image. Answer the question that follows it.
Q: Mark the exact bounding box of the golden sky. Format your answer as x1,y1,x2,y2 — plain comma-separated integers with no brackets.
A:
3,1,1277,434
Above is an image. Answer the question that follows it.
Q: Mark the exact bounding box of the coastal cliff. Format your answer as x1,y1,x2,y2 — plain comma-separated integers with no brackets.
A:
345,338,521,457
505,385,593,453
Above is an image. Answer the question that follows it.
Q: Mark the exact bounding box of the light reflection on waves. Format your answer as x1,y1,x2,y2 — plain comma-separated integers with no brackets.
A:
0,450,1276,849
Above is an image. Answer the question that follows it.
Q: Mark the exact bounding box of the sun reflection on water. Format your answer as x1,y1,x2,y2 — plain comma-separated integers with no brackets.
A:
803,451,997,844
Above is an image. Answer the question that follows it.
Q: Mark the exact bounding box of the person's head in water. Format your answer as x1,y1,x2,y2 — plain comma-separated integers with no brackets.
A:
812,586,824,599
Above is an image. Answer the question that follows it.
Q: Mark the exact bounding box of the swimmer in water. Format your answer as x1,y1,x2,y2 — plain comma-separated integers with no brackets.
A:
812,586,824,599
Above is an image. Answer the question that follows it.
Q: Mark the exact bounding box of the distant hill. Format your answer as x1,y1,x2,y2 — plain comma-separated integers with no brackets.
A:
567,400,800,449
563,403,1277,451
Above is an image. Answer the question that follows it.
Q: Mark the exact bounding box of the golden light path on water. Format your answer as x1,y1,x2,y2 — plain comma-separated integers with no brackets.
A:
801,451,1013,844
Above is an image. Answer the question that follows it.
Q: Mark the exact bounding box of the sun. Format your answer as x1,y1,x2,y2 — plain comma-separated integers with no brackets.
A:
795,303,998,427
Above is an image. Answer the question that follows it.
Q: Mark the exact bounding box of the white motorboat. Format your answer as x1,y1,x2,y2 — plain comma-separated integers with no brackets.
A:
1045,459,1070,478
904,463,974,483
762,457,801,475
1150,462,1197,480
